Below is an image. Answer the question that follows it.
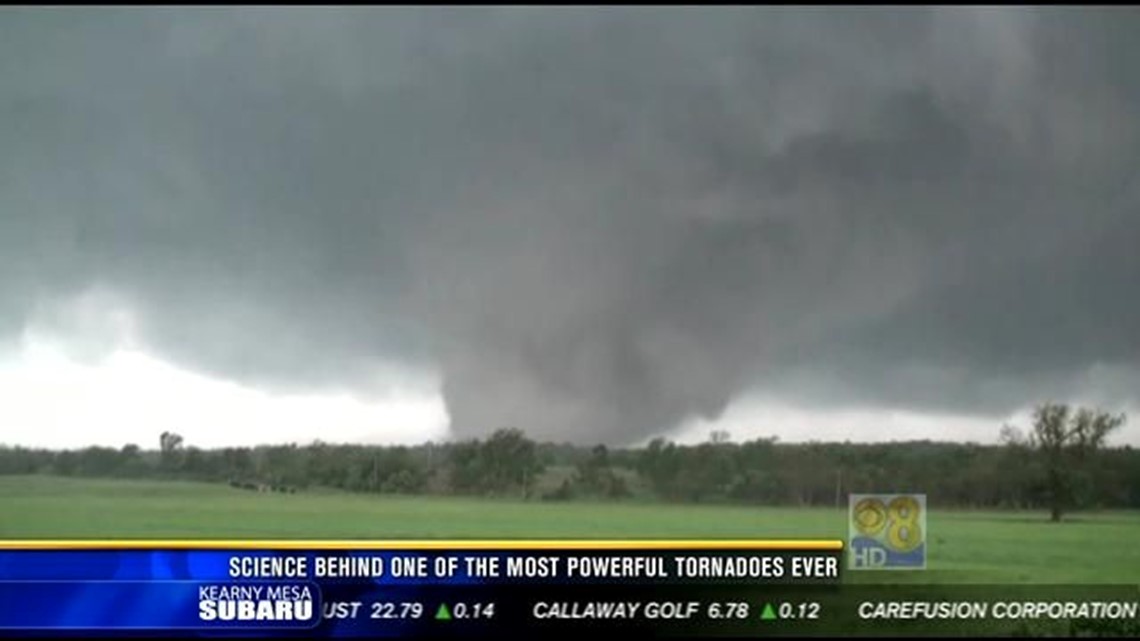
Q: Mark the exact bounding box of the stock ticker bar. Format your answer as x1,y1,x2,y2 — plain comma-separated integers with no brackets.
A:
0,539,839,636
0,540,1137,638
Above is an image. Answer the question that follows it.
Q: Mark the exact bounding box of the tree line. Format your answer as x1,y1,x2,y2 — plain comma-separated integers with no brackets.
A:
1,404,1135,519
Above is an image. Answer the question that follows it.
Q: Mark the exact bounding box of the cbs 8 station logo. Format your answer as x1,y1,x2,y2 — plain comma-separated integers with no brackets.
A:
848,493,926,570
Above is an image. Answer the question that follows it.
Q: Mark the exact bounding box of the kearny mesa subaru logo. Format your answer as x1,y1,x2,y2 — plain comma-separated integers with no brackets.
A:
198,583,315,622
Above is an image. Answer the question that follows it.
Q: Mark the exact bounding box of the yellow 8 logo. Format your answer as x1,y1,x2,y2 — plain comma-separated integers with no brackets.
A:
886,496,922,552
853,498,887,537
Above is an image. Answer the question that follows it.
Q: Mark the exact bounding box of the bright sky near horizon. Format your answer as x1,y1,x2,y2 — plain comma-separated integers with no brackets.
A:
4,328,1136,450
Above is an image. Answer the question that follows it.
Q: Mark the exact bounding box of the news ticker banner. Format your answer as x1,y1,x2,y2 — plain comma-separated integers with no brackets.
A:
0,539,836,636
0,541,1137,638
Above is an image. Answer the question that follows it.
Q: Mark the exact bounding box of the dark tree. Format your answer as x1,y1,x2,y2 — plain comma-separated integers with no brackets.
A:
481,428,543,498
1016,403,1125,522
158,431,184,471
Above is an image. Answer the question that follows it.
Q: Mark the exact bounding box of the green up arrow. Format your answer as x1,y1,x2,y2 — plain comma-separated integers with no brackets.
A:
435,604,452,621
760,603,778,621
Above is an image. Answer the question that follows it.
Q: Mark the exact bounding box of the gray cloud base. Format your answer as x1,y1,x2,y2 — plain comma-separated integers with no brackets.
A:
2,8,1138,443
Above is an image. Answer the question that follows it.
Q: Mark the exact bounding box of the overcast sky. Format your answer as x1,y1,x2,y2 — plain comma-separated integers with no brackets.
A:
2,8,1138,449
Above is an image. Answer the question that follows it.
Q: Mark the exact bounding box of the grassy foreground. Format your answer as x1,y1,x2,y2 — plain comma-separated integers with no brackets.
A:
2,475,1138,584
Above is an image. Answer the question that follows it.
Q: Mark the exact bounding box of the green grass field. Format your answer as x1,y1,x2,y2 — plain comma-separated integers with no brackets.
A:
2,475,1138,584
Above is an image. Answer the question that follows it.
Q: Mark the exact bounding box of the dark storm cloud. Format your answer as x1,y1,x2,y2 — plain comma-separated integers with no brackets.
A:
2,7,1138,442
